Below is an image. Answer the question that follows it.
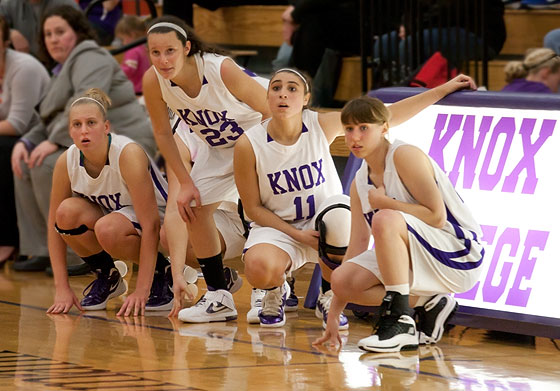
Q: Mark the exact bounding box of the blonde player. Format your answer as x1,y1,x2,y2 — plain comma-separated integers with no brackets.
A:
47,88,169,316
143,15,270,322
314,94,483,353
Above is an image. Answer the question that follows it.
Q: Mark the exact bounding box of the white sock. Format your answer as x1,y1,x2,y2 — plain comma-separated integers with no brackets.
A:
385,283,410,296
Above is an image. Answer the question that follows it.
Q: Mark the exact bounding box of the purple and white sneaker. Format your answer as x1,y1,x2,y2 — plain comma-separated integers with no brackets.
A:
81,267,127,310
315,289,349,330
259,281,290,328
146,264,174,311
285,276,298,312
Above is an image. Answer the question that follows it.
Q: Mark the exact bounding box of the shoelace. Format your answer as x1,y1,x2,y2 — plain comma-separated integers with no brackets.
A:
261,288,283,317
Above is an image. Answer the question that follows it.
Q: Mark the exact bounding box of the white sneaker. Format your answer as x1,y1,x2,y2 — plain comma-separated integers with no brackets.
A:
178,289,237,323
315,290,349,330
259,281,290,328
246,288,266,324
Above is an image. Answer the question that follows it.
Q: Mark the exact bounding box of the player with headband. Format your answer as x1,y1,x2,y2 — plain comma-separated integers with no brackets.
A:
143,15,270,323
47,88,171,315
235,68,478,328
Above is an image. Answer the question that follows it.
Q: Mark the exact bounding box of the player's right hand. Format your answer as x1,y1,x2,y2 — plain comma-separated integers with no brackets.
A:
168,277,194,318
177,182,201,223
47,287,83,314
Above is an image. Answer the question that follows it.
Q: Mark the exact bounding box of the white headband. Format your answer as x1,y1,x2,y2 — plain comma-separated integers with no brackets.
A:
148,22,187,39
71,97,106,114
274,68,309,92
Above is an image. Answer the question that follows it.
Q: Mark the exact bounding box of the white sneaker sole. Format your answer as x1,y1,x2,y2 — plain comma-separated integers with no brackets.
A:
145,299,174,311
178,308,238,323
358,334,418,353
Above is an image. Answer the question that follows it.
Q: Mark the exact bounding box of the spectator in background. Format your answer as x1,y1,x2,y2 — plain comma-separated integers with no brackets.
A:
79,0,122,46
543,28,560,56
0,15,50,266
502,48,560,93
279,0,360,107
287,0,360,79
11,5,155,273
114,15,150,95
0,0,80,56
271,4,296,71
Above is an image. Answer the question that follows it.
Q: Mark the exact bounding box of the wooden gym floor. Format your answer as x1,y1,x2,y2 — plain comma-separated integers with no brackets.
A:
1,259,559,391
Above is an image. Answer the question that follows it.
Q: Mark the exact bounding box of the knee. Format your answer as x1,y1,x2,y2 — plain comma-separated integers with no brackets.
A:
55,198,84,228
244,254,278,288
94,219,122,251
330,268,350,299
371,209,401,239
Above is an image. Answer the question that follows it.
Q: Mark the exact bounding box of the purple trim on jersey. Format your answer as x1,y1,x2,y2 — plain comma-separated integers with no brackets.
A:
267,122,308,142
79,134,112,167
132,221,142,231
370,87,560,110
149,164,168,201
406,223,483,270
243,68,257,77
202,76,208,85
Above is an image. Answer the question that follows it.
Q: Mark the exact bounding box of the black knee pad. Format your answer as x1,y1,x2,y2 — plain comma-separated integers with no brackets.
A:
54,223,89,236
314,194,351,269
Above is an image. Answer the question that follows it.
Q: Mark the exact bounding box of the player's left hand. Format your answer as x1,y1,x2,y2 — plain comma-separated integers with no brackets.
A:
117,289,148,317
441,73,477,93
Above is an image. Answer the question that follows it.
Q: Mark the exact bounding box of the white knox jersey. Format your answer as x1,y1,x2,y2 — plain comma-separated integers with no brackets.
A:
245,109,342,224
154,52,267,149
66,134,168,212
355,139,482,239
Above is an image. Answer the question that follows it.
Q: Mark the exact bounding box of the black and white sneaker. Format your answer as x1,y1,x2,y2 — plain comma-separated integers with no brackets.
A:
358,292,418,353
415,294,458,344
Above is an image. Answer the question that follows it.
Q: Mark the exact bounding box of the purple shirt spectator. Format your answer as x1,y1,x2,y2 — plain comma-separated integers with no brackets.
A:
501,78,552,93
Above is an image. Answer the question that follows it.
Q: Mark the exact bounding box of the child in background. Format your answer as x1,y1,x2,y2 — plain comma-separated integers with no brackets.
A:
115,15,150,95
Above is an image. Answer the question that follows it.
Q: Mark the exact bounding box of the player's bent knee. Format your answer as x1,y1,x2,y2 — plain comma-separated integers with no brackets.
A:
244,255,276,287
371,209,402,237
330,267,352,299
55,198,87,226
94,220,123,249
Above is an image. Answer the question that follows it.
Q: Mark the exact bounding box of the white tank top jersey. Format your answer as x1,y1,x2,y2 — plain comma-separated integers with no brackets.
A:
245,109,343,223
355,139,482,240
154,52,268,149
66,134,168,212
